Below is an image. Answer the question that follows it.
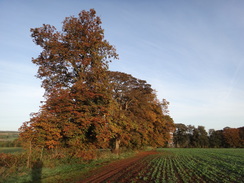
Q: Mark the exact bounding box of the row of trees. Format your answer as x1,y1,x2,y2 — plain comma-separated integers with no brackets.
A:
19,9,174,161
209,127,244,148
173,124,244,148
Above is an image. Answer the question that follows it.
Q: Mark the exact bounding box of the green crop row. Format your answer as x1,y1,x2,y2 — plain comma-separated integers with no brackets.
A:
101,148,244,182
155,148,244,183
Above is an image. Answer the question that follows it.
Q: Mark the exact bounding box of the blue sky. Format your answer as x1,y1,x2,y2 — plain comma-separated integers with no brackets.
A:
0,0,243,131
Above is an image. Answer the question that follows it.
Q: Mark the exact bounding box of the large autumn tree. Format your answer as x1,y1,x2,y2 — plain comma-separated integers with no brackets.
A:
107,71,174,151
19,9,118,156
19,9,175,160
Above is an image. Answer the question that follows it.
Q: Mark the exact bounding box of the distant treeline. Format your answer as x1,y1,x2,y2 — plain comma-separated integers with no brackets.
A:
0,131,21,147
173,124,244,148
0,131,19,139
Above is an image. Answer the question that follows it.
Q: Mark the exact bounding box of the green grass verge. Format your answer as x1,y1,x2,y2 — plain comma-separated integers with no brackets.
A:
2,150,136,183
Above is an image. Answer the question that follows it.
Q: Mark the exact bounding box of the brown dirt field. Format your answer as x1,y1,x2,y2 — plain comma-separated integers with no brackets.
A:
78,151,158,183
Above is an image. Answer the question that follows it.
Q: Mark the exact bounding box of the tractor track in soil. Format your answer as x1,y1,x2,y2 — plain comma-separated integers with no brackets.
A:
78,151,158,183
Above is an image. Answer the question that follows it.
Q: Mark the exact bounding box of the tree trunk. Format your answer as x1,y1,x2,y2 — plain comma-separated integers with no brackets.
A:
113,136,121,155
27,141,32,168
40,146,44,160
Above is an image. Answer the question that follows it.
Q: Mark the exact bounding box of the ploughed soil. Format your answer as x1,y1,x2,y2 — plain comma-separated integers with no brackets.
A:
78,151,158,183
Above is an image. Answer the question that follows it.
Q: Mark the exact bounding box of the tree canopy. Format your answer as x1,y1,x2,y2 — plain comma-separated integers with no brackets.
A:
31,9,118,93
107,71,174,151
19,9,175,159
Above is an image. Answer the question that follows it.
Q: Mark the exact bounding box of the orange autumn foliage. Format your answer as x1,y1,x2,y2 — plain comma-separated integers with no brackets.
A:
19,9,174,159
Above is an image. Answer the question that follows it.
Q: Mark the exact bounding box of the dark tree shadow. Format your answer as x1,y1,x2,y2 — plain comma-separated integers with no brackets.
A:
31,158,43,183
